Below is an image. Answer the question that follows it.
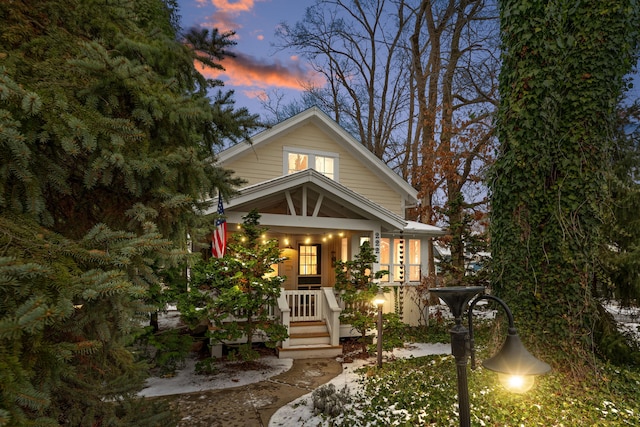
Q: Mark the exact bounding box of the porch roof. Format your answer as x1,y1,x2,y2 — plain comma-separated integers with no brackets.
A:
207,169,446,237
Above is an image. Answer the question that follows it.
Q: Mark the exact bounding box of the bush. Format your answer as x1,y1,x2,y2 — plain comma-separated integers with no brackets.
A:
137,328,192,375
195,357,218,375
312,383,351,417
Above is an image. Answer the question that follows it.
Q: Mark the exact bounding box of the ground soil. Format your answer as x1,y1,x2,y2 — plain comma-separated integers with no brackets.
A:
151,342,358,427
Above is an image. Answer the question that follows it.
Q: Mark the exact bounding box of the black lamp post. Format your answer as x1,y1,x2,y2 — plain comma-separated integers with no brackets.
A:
431,286,551,427
372,290,386,368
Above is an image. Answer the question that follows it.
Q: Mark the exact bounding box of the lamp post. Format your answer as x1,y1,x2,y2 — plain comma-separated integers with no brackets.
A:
431,286,551,427
372,290,386,368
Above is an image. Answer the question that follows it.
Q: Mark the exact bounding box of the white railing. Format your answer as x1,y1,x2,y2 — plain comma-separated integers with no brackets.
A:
277,288,342,349
322,287,342,346
225,301,276,322
285,289,323,321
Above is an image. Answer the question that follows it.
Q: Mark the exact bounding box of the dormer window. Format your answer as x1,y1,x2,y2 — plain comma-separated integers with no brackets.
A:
284,147,338,180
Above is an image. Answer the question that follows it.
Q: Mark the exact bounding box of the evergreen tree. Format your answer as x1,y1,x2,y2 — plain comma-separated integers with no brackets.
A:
334,241,388,355
490,0,640,371
0,0,260,424
600,101,640,307
0,215,179,426
187,210,288,361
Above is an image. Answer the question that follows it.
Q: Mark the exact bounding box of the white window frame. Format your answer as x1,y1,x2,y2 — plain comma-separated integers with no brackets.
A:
283,146,339,181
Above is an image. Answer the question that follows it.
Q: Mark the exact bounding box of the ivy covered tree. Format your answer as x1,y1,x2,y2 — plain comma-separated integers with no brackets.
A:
334,241,388,355
0,0,260,425
490,0,640,371
186,210,288,361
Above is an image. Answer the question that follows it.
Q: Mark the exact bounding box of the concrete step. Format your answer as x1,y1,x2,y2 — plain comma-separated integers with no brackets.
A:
277,344,343,360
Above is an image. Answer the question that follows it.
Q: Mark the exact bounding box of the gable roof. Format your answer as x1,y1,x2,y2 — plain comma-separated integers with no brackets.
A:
217,107,419,206
214,169,406,232
207,169,445,237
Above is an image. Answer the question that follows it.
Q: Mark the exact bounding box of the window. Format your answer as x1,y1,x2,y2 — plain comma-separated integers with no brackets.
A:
287,153,308,174
379,238,421,283
284,148,338,180
299,244,321,275
408,239,421,281
379,238,390,282
314,155,335,179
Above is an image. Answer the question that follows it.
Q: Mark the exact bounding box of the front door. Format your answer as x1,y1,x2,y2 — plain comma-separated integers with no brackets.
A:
298,243,321,289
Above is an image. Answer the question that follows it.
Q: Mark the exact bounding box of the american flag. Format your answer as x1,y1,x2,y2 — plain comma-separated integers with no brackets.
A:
211,194,227,258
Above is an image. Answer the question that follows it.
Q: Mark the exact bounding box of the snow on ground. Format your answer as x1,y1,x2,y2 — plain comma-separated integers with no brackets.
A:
269,343,451,427
140,302,639,408
605,300,640,340
139,354,293,397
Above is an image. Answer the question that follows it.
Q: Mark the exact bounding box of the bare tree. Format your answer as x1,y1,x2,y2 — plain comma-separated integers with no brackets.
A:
408,0,499,276
275,0,500,278
275,0,413,159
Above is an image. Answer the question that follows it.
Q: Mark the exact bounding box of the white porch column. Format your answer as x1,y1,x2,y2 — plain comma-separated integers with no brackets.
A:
352,228,381,272
371,227,381,273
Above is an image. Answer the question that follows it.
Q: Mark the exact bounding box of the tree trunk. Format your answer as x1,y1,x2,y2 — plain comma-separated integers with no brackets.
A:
491,0,640,371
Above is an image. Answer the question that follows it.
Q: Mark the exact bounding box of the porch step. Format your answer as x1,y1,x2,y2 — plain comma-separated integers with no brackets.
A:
279,320,342,359
290,320,326,332
277,344,343,360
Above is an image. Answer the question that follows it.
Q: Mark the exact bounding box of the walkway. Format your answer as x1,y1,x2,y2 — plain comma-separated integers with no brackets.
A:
166,358,343,427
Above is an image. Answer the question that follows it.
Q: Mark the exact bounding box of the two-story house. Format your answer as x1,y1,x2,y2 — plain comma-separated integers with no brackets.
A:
207,107,446,358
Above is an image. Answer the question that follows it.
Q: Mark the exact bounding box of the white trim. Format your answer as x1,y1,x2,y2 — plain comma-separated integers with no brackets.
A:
312,194,324,217
208,170,447,237
225,212,379,231
285,191,296,216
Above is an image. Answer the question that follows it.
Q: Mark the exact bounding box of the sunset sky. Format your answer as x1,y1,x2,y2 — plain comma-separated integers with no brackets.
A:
177,0,322,117
177,1,640,118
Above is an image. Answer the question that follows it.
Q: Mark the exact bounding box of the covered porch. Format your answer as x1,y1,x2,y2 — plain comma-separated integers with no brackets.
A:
207,169,446,358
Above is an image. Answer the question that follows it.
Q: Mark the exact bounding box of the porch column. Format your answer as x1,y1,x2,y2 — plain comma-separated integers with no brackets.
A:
351,228,381,272
371,227,381,273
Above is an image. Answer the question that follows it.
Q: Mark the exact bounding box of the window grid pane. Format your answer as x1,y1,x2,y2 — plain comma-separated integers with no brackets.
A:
315,156,334,179
288,153,308,174
299,245,318,275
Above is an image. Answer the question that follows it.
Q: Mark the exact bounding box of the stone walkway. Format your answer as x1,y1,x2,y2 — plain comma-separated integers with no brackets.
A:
165,358,343,427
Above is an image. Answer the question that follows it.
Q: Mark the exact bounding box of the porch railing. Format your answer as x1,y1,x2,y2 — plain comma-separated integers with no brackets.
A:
277,288,342,348
285,289,323,322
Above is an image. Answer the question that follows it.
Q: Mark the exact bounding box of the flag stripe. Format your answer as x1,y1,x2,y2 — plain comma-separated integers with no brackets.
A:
211,195,226,258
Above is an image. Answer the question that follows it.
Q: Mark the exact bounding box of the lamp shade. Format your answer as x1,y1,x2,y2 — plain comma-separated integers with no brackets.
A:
372,290,386,307
431,286,485,319
482,328,551,377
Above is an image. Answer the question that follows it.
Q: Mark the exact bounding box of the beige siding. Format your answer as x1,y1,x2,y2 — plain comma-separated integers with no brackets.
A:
223,123,404,216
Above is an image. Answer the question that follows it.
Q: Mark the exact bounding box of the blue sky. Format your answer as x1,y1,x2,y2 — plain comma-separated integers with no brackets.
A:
176,0,320,116
176,1,640,118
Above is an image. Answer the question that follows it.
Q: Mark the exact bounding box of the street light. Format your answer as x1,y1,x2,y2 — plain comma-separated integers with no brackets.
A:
372,290,387,368
431,286,551,427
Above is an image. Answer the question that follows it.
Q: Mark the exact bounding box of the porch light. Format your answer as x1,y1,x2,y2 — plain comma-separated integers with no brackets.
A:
372,289,386,368
431,286,551,427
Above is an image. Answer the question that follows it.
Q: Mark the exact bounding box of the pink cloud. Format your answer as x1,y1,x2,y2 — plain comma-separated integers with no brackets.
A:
197,53,324,91
212,0,254,13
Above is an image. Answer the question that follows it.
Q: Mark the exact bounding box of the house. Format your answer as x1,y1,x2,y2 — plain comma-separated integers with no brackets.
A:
207,107,446,358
